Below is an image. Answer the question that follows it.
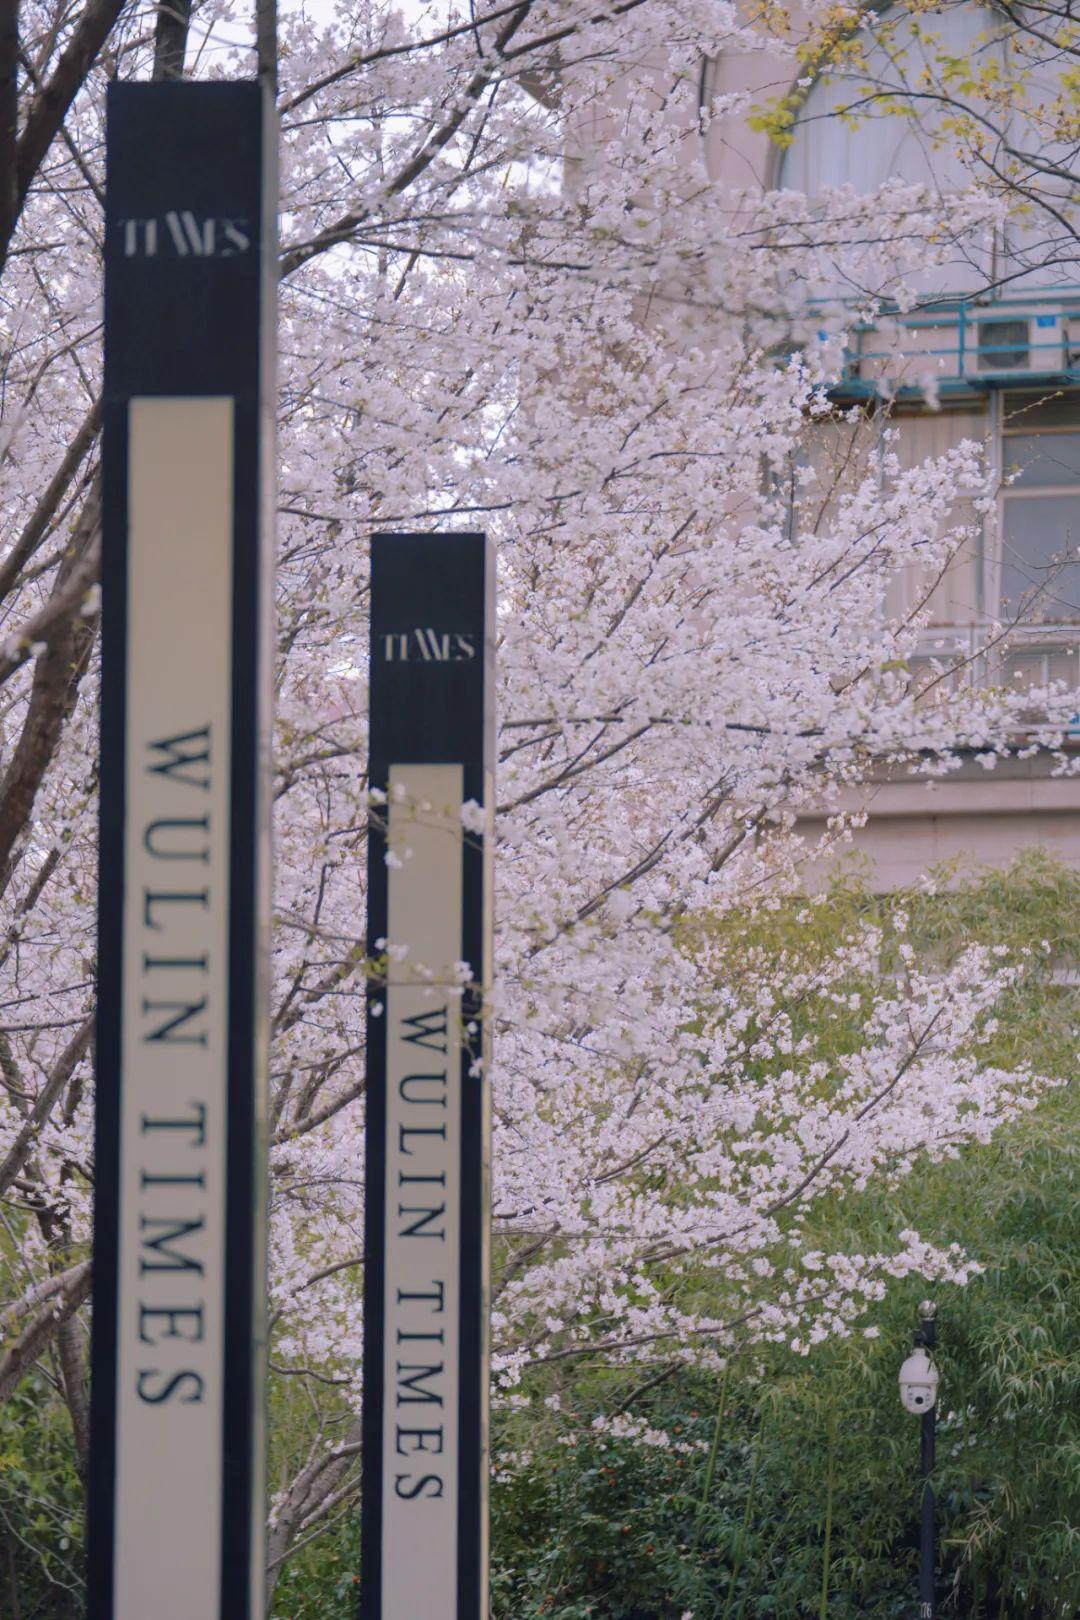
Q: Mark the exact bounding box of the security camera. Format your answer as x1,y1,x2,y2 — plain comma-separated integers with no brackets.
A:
898,1346,939,1415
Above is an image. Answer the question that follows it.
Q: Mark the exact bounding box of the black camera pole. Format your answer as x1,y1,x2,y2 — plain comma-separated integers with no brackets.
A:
916,1314,937,1620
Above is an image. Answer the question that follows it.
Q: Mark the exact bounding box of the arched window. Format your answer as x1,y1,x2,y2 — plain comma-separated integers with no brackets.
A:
776,1,1076,298
777,3,990,297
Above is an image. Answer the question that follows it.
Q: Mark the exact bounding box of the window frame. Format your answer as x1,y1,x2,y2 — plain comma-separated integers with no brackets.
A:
992,390,1080,634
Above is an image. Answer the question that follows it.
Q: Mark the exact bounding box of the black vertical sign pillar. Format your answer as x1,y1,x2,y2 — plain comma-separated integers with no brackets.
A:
89,83,276,1620
363,532,495,1620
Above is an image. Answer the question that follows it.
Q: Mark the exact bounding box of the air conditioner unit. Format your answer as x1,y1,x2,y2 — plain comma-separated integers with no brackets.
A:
976,310,1073,376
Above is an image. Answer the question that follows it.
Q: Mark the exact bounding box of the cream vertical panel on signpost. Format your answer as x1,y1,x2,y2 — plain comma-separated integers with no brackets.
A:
90,82,276,1620
363,533,495,1620
114,396,233,1616
381,764,464,1605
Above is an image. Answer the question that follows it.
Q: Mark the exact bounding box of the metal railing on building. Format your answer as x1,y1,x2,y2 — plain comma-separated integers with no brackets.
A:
826,292,1080,399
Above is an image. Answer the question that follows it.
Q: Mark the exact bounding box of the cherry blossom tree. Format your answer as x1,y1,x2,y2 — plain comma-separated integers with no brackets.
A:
0,0,1072,1600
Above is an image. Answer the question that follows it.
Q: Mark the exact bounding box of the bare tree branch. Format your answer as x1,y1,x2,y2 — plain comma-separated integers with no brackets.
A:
0,400,100,604
0,1259,92,1406
0,0,17,258
151,0,191,82
0,491,100,890
0,1016,93,1199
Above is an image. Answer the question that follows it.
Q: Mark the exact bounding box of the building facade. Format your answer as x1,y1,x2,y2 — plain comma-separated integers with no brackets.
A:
699,2,1080,886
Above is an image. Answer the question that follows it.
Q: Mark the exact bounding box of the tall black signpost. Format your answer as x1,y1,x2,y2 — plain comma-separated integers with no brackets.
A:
363,532,495,1620
89,83,276,1620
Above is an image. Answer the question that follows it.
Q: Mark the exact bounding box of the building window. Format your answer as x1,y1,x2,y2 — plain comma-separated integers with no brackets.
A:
860,392,1080,697
999,392,1080,626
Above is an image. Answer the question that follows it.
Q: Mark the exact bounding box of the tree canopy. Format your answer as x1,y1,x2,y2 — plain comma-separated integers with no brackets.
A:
0,0,1076,1607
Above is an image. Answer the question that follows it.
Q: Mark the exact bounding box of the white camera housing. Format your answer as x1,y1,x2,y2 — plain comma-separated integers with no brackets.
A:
898,1347,939,1415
